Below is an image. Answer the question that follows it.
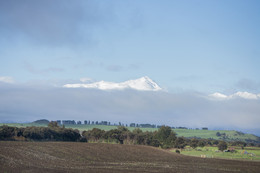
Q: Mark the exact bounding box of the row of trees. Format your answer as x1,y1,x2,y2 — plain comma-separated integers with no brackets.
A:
0,123,180,148
1,123,255,150
53,119,207,129
81,126,232,149
189,138,228,151
82,126,181,148
0,122,82,142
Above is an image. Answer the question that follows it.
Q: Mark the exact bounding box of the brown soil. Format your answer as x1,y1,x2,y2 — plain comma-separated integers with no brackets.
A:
0,141,259,173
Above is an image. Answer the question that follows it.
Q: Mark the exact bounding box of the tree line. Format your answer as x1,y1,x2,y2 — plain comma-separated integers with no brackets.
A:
0,122,258,150
51,119,207,129
0,122,83,142
81,126,247,150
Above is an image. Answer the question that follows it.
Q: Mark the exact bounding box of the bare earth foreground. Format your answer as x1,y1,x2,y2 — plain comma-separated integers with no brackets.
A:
0,142,260,173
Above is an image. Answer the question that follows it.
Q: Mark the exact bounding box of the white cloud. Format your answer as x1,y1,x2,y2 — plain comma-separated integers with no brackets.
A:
0,76,15,84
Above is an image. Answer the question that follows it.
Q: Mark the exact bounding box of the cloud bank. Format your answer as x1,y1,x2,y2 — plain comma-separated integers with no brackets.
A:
0,76,15,84
0,83,260,135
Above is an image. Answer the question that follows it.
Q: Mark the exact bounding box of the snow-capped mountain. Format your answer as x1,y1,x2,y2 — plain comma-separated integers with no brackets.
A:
63,76,162,91
209,92,228,99
231,91,258,99
209,91,260,100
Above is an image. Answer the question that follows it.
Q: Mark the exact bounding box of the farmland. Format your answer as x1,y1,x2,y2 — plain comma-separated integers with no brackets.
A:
1,123,259,143
172,146,260,161
1,141,260,173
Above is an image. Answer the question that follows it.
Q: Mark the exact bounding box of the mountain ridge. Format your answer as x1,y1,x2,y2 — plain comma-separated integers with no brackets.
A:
63,76,162,91
209,91,260,100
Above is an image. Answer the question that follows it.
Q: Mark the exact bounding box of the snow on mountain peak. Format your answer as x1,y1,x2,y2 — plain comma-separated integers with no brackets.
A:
231,91,258,100
209,91,260,100
209,92,228,99
63,76,162,91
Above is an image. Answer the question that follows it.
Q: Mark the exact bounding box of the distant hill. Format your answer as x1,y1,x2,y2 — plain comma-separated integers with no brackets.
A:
33,119,50,124
173,129,260,143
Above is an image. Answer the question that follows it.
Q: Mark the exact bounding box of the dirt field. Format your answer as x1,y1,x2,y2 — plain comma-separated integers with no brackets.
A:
0,141,260,173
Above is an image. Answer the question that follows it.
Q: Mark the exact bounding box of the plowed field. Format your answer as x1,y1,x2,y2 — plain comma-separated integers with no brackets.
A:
0,141,259,173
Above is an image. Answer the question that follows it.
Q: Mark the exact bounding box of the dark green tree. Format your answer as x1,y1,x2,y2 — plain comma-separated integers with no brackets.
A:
198,140,206,148
174,137,186,149
190,138,199,149
216,132,221,137
156,126,176,148
218,141,228,151
82,128,105,141
48,121,59,129
0,125,16,140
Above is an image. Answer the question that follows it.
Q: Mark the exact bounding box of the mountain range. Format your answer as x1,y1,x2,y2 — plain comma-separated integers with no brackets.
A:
209,91,260,100
63,76,162,91
63,76,260,100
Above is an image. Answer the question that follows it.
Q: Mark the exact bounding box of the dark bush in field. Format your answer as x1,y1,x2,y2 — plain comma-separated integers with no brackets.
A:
0,125,16,140
231,141,247,147
108,126,129,144
174,137,187,149
198,140,206,147
216,132,221,137
190,138,199,149
82,128,105,142
218,141,228,151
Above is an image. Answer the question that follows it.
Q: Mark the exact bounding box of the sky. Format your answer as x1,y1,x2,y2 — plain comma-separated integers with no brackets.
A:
0,0,260,135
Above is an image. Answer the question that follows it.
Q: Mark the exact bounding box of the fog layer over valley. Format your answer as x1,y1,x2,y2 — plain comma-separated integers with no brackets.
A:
1,82,259,136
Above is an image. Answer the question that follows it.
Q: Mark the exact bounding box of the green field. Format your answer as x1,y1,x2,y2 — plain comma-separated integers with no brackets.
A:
173,146,260,161
174,129,260,142
1,123,259,143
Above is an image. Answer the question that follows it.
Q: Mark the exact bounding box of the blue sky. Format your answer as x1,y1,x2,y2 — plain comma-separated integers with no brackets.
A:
1,0,260,93
1,0,260,135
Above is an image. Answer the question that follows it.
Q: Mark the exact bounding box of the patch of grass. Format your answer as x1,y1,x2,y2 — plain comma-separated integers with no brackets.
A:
173,129,259,142
175,146,260,161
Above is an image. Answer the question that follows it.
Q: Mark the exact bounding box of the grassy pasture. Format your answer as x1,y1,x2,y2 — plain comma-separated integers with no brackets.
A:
174,129,260,141
175,146,260,161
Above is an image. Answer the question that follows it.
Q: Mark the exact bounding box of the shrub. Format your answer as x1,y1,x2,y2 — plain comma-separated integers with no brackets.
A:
218,141,228,151
190,138,199,149
174,137,186,149
0,126,16,140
